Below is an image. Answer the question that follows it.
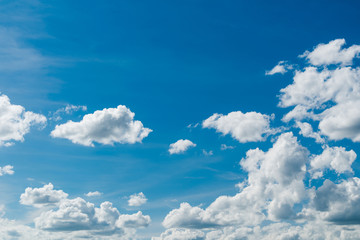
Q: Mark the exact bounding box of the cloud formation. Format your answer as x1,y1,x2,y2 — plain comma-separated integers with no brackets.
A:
163,133,309,229
310,146,356,179
0,165,14,176
51,105,152,147
85,191,102,197
169,139,196,154
202,111,275,143
279,40,360,142
301,39,360,66
156,39,360,239
0,94,46,146
17,183,151,239
265,61,292,75
128,192,148,207
20,183,68,208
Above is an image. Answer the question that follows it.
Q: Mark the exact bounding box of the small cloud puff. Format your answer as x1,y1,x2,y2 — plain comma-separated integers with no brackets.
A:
202,149,213,156
19,183,68,208
169,139,196,155
128,192,148,207
265,61,292,75
85,191,102,197
0,165,14,176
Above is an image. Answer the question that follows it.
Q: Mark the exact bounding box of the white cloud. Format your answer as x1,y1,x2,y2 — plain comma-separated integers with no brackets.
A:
34,197,151,236
50,104,87,121
0,165,14,176
163,133,309,229
85,191,102,197
116,211,151,228
169,139,196,155
202,149,213,156
220,144,235,150
310,146,356,179
301,39,360,66
310,177,360,224
50,105,152,147
318,100,360,142
202,111,275,143
158,39,360,240
128,192,148,207
296,121,324,144
266,61,292,75
18,183,151,238
20,183,68,208
152,228,205,240
0,94,46,146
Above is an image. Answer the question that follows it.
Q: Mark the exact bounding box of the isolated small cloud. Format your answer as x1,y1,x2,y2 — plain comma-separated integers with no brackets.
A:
202,111,275,143
300,39,360,66
311,177,360,224
0,165,14,176
265,61,292,75
220,144,235,150
128,192,148,207
85,191,102,197
51,105,152,147
19,183,68,208
169,139,196,155
0,94,46,146
202,149,213,156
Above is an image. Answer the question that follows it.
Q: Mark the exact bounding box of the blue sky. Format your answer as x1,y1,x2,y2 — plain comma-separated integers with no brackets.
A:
1,0,360,239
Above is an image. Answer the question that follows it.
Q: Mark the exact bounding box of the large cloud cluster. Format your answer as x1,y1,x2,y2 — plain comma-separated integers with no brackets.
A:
17,183,151,239
280,39,360,142
154,39,360,239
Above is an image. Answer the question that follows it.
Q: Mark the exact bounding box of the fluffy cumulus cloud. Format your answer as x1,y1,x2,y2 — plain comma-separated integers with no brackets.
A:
20,183,68,208
296,121,324,144
128,192,148,207
279,39,360,142
169,139,196,154
202,111,275,143
0,165,14,176
0,94,46,146
163,133,309,230
16,183,151,239
310,146,356,179
157,131,360,239
301,39,360,66
85,191,102,197
309,177,360,224
51,105,152,147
